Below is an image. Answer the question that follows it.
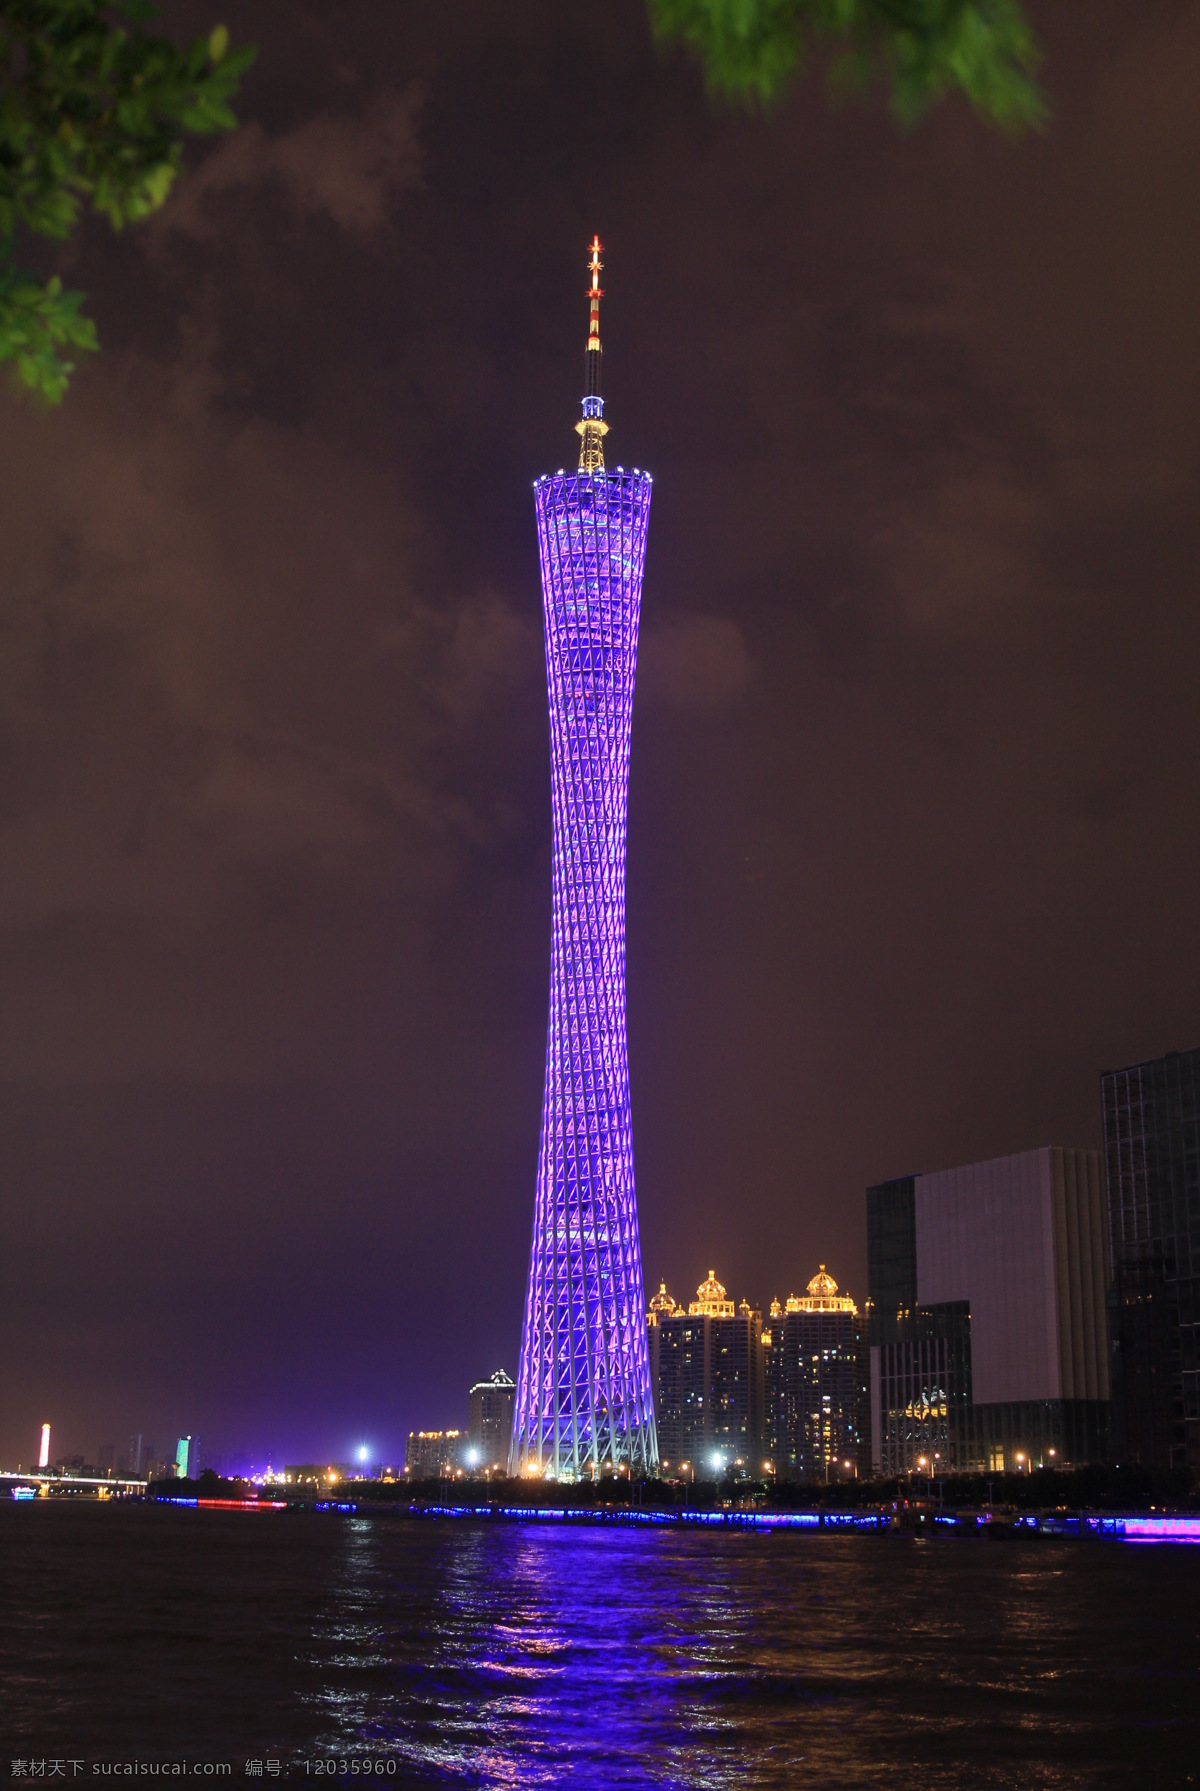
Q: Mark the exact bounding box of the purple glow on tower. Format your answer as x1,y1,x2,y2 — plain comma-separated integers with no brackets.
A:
511,241,657,1478
510,445,658,1475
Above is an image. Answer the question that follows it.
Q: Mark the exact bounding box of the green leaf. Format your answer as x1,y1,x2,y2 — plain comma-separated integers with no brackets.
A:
0,262,99,403
0,2,256,398
647,0,1047,127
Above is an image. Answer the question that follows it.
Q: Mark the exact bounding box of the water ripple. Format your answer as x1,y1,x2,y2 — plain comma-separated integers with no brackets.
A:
2,1506,1198,1786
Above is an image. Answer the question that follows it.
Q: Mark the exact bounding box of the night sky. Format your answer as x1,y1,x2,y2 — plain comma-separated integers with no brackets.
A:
3,1,1198,1470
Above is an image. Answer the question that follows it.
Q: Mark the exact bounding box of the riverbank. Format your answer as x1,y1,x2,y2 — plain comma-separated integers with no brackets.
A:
145,1492,1200,1542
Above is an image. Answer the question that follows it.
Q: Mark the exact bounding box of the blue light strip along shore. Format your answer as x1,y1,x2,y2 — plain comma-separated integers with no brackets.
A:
146,1495,1200,1543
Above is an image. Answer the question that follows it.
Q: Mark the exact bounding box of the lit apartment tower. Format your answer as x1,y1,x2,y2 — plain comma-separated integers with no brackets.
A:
767,1269,865,1481
405,1430,467,1478
38,1422,51,1469
646,1279,678,1432
650,1273,762,1472
467,1370,516,1471
1103,1047,1200,1471
511,239,657,1478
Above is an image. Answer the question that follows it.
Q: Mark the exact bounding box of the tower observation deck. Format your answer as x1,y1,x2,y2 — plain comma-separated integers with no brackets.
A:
510,238,658,1478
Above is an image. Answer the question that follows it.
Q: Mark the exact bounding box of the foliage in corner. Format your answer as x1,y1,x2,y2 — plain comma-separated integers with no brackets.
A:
0,0,254,402
647,0,1046,130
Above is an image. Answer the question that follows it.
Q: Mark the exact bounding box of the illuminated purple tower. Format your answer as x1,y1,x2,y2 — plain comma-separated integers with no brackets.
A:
510,238,658,1478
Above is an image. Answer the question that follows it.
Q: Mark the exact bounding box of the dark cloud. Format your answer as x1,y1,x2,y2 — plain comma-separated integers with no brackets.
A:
2,0,1199,1467
639,614,753,711
156,87,425,239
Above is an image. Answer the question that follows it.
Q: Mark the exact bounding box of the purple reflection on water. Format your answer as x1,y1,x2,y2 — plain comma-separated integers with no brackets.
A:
4,1504,1200,1784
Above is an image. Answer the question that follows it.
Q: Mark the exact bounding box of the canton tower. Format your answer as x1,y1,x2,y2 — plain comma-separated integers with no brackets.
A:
510,238,658,1478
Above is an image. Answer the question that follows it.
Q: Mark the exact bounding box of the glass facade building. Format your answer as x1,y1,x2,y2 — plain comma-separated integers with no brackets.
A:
510,242,657,1478
1103,1046,1200,1471
867,1177,976,1474
174,1435,200,1479
867,1149,1111,1475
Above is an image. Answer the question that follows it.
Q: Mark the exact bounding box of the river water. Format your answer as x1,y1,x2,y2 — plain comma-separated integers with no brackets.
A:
2,1502,1197,1786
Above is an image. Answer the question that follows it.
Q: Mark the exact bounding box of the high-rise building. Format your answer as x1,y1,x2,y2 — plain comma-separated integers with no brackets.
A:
511,239,657,1480
765,1269,866,1481
175,1435,201,1479
760,1303,782,1472
1103,1047,1200,1471
467,1370,516,1471
646,1280,678,1427
38,1423,50,1469
405,1430,467,1478
867,1149,1110,1475
650,1272,762,1474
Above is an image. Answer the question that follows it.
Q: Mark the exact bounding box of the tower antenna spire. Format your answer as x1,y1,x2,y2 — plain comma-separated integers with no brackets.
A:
576,234,609,473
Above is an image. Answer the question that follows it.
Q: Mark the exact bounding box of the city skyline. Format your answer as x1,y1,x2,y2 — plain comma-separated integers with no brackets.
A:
13,1073,1196,1470
2,3,1199,1470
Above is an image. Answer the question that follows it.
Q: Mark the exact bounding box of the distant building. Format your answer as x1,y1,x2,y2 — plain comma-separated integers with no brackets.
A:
1103,1047,1200,1472
175,1436,201,1479
128,1434,144,1476
467,1371,515,1471
760,1302,782,1472
98,1443,115,1474
765,1269,867,1481
646,1281,678,1425
650,1272,763,1474
282,1463,353,1486
38,1423,50,1470
405,1429,467,1478
867,1149,1110,1475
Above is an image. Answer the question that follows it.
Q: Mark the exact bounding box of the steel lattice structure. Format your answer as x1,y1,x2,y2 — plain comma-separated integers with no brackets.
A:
510,239,658,1478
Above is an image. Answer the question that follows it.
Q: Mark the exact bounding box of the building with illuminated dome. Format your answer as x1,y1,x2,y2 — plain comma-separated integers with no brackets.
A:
649,1271,764,1473
763,1268,867,1481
